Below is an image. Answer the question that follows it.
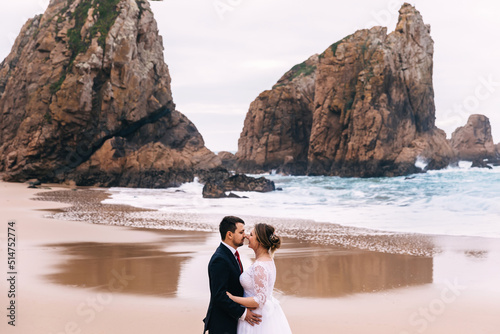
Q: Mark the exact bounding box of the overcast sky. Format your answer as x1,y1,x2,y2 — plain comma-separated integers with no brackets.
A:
1,0,499,152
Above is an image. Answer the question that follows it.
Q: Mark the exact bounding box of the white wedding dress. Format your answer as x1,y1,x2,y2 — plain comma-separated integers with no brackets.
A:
237,259,292,334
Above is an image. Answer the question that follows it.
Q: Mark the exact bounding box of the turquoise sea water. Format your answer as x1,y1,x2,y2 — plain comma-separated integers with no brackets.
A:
103,162,500,239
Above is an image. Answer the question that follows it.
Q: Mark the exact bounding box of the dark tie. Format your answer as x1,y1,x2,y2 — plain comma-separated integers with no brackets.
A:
235,250,243,273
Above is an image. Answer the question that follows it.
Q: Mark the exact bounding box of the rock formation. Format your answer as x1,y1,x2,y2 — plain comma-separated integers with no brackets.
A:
237,3,455,177
0,0,219,187
236,55,316,174
470,159,492,169
217,151,238,171
450,114,496,161
202,174,275,198
202,182,226,198
223,174,275,192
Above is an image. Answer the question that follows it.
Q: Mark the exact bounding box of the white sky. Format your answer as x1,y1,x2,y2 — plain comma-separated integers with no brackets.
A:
1,0,499,152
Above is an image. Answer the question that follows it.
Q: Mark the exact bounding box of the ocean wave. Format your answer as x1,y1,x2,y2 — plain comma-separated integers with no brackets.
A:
103,165,500,239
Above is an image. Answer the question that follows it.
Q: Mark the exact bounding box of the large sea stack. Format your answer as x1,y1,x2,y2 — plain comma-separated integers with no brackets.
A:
0,0,219,187
237,3,455,177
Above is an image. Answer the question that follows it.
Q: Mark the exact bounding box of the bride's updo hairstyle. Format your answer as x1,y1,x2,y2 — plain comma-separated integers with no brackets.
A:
254,223,281,255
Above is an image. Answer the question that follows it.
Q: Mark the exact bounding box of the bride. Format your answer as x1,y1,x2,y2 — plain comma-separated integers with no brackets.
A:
227,223,292,334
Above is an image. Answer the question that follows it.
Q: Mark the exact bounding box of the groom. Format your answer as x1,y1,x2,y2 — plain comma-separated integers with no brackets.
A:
203,216,262,333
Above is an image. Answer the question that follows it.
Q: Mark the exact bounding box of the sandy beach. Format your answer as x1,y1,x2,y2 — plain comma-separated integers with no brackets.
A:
1,180,500,334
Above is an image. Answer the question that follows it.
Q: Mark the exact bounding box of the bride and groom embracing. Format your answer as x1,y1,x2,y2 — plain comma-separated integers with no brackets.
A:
203,216,292,334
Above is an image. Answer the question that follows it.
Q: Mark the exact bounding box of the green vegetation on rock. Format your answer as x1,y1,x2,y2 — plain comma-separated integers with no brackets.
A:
43,111,53,124
67,0,121,57
49,73,67,94
67,0,92,56
91,0,122,48
51,0,122,94
286,61,316,81
319,34,353,59
330,40,341,56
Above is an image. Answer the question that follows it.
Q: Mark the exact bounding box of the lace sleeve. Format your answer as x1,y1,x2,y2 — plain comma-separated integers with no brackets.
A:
252,263,270,308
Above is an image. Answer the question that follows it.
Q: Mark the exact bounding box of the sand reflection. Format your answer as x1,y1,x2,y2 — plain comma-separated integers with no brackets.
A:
44,231,208,298
274,239,433,297
44,231,433,299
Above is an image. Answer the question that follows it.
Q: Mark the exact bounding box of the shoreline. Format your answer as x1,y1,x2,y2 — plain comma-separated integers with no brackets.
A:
1,180,500,333
34,184,500,257
99,167,500,240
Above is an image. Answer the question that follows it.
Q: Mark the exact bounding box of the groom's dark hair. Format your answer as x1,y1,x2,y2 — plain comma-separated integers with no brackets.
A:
219,216,245,241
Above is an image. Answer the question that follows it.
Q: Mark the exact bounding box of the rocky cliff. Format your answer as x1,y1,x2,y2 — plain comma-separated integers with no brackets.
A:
0,0,219,187
450,114,496,161
236,55,317,174
237,3,455,177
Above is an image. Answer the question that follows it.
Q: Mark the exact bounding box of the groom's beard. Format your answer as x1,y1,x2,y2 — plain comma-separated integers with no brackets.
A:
235,240,245,247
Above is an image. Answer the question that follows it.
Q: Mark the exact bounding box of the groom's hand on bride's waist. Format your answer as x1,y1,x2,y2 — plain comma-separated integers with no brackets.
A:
245,309,262,326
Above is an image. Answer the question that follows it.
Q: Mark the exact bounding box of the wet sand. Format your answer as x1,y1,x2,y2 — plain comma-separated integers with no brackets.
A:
1,180,500,333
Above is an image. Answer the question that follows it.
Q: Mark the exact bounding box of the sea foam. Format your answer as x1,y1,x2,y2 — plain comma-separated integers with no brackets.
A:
103,164,500,239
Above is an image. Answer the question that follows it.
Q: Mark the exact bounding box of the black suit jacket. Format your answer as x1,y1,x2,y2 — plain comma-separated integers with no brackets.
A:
203,243,245,334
